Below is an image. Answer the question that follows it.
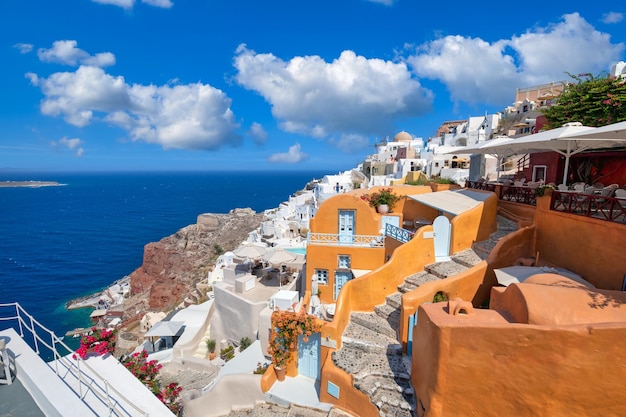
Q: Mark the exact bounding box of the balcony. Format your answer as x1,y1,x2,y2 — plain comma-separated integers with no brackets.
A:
307,233,384,247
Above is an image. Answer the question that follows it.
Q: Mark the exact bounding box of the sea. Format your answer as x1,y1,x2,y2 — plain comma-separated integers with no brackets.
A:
0,170,328,345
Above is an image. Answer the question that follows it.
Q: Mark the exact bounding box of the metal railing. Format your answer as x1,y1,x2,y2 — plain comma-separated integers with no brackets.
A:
307,233,385,247
0,302,149,416
385,223,413,244
551,191,626,223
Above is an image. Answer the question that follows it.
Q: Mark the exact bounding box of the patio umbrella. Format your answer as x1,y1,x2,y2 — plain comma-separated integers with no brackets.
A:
448,137,520,180
233,243,267,259
262,248,296,266
473,123,626,185
493,266,592,288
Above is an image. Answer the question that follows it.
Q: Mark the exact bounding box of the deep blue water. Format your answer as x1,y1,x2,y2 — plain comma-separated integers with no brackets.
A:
0,171,326,341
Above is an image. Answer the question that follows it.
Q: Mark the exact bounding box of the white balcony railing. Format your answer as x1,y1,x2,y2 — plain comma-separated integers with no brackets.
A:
0,302,149,416
307,233,384,247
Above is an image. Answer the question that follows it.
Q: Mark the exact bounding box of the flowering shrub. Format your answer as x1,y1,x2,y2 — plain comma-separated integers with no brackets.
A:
123,350,162,393
268,310,322,368
73,327,116,359
157,382,183,415
360,187,400,210
122,350,182,414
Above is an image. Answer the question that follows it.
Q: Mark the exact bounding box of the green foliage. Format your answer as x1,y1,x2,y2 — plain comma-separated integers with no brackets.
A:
360,188,401,210
433,291,449,303
220,345,235,362
406,179,429,185
239,336,252,351
205,338,216,353
213,243,224,256
433,177,458,185
542,72,626,128
534,184,555,197
253,362,269,374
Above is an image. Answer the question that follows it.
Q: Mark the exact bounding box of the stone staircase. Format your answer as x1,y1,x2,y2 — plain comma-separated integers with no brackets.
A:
331,249,483,417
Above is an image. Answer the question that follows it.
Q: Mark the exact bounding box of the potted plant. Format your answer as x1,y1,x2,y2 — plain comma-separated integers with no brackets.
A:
268,310,322,381
361,187,400,213
205,338,216,360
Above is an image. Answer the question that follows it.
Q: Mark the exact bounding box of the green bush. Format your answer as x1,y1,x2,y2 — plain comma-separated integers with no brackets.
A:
239,336,252,351
434,177,457,185
205,338,216,353
253,362,269,374
220,345,235,362
433,291,449,303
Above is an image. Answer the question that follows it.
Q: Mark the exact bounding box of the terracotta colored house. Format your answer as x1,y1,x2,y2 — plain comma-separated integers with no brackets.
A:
412,193,626,417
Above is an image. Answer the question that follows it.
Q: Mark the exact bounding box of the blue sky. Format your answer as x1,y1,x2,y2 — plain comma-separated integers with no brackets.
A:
1,1,624,172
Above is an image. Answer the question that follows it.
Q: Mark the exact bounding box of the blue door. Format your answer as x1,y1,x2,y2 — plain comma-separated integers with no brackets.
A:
338,210,355,244
298,333,320,380
334,271,351,300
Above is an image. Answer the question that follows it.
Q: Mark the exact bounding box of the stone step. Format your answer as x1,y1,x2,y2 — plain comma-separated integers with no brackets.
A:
397,281,418,294
374,303,400,330
350,312,397,339
385,292,402,310
343,321,402,355
332,346,410,380
355,375,414,416
450,249,482,268
425,260,468,279
404,271,440,288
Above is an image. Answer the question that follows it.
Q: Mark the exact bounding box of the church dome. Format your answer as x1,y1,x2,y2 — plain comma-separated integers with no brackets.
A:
393,131,412,142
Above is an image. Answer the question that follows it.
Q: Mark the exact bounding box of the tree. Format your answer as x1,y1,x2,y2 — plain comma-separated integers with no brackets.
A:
542,72,626,128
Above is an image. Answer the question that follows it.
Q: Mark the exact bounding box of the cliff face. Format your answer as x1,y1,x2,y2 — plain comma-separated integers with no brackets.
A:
128,208,265,311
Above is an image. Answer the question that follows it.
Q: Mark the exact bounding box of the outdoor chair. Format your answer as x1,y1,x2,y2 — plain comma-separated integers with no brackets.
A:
557,184,569,191
572,187,596,213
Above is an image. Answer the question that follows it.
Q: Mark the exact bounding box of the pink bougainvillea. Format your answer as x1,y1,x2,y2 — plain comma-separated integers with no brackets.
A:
122,349,182,414
73,327,116,359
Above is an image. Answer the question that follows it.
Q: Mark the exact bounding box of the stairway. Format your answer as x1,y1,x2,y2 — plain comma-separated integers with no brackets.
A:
331,249,482,417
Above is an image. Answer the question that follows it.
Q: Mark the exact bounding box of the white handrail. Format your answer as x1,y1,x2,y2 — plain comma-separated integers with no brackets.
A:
0,302,150,417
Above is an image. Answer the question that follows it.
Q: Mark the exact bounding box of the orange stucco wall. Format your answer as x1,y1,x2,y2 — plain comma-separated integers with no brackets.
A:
533,194,626,290
309,186,501,417
413,302,626,417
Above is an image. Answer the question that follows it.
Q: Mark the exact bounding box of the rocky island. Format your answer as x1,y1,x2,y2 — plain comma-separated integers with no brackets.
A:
0,180,64,187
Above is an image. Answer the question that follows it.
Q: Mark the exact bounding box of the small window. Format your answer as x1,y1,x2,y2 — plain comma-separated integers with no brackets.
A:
314,269,328,285
338,255,351,269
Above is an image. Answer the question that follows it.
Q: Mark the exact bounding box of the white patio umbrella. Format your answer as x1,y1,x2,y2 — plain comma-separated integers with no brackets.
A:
233,243,267,259
262,248,296,266
474,123,626,185
449,137,520,180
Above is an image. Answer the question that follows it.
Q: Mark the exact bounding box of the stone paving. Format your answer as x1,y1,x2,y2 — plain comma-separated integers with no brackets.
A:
331,248,484,417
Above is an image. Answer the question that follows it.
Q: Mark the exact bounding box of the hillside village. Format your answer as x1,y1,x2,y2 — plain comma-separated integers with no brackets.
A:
2,61,626,417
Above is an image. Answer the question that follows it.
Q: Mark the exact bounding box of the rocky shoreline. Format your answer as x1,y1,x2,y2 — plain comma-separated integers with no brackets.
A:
65,207,265,331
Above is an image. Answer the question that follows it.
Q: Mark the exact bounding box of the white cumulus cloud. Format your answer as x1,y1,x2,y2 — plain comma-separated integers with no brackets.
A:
268,143,308,163
330,133,371,153
408,13,624,106
38,40,115,67
234,45,433,139
91,0,172,8
52,137,84,157
28,65,241,151
366,0,395,5
248,122,268,145
601,12,623,24
142,0,173,8
91,0,135,9
14,43,33,54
